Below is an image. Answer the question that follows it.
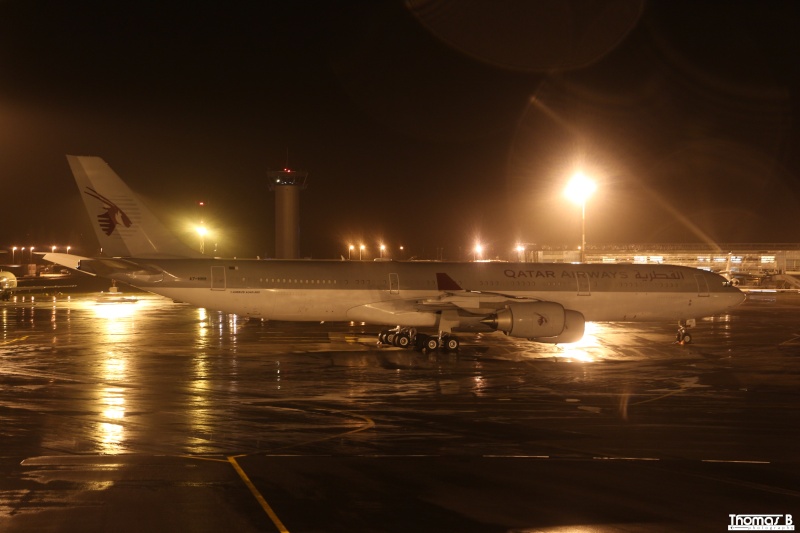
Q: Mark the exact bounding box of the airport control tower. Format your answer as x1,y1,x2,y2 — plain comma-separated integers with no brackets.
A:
268,168,307,259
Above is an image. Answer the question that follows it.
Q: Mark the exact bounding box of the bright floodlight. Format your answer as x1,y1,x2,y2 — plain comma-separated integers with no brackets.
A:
564,171,596,206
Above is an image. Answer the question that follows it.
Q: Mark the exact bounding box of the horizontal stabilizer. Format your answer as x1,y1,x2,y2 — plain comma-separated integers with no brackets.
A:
42,253,88,272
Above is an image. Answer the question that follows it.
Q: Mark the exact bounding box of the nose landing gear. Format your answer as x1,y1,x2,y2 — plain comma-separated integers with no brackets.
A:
675,319,696,344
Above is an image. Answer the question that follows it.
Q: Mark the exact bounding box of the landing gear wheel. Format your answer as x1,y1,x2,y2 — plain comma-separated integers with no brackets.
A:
397,333,410,347
425,337,439,351
676,327,692,344
443,335,460,351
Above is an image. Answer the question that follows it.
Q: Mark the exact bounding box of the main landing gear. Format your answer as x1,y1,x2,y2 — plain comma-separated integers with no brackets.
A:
675,319,696,344
377,326,460,352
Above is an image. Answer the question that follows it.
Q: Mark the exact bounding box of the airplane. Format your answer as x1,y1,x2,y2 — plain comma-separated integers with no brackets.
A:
0,270,76,301
44,155,746,349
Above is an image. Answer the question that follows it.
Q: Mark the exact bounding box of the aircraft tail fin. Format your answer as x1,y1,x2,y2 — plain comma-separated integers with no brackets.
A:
67,155,202,258
436,273,463,291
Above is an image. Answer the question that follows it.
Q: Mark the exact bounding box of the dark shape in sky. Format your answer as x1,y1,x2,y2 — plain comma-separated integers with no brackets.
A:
408,0,644,71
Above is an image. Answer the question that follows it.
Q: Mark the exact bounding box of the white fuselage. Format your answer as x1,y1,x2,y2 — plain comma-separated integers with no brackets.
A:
74,258,745,328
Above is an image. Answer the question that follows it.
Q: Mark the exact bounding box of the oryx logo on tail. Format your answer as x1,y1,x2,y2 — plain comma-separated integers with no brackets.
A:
84,187,132,236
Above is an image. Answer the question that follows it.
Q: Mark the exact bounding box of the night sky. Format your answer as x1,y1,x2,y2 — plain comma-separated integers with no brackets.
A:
1,0,799,260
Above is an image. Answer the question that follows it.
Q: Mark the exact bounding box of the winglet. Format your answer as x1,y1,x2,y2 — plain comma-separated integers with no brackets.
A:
436,273,463,291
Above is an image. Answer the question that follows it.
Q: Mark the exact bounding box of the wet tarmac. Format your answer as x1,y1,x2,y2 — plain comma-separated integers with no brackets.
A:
1,291,799,532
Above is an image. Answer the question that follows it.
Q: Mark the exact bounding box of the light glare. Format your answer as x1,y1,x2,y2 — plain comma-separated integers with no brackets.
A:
564,171,596,205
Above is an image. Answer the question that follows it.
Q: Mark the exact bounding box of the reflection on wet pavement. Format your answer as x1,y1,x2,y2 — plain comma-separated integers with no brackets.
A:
2,292,800,531
0,293,797,459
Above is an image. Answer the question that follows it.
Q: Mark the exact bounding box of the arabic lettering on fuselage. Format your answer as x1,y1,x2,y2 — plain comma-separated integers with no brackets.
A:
503,269,686,281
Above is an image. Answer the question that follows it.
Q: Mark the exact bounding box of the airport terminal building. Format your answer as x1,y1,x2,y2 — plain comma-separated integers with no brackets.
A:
523,243,800,289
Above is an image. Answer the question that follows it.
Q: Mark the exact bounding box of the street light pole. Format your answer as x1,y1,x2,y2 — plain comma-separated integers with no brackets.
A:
580,200,587,263
196,226,207,254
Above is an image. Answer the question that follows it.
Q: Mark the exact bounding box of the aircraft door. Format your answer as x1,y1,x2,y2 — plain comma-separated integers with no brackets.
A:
389,273,400,294
211,266,226,290
576,275,591,296
694,274,709,297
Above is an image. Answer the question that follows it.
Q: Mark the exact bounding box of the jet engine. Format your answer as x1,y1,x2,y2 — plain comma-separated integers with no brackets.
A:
0,271,18,290
529,309,586,344
483,302,566,338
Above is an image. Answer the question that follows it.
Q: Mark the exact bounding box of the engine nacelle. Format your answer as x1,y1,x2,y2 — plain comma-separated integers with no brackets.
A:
485,302,566,338
530,309,586,344
0,271,18,290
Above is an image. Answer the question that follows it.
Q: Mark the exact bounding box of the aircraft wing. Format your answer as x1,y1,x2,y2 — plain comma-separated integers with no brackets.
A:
417,272,545,312
346,272,578,339
5,284,77,293
350,271,547,316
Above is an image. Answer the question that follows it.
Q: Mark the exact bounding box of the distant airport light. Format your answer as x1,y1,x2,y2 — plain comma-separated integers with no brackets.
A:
348,244,354,260
379,244,386,258
359,244,365,260
474,244,483,261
